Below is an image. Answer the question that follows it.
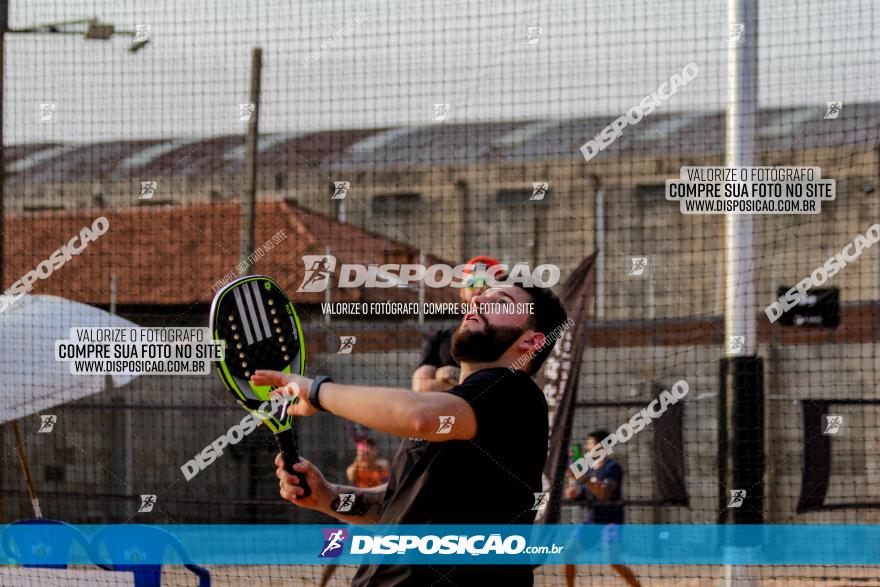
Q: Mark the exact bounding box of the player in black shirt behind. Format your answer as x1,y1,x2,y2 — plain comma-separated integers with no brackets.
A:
254,281,567,587
412,254,501,392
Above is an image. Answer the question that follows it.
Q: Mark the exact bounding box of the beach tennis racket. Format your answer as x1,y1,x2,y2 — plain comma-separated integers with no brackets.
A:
209,275,311,496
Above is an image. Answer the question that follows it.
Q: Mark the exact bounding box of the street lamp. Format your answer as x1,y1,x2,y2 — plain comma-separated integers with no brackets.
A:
0,4,149,303
7,17,150,51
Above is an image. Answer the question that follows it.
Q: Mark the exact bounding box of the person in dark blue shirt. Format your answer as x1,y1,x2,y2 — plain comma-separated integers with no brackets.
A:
564,430,641,587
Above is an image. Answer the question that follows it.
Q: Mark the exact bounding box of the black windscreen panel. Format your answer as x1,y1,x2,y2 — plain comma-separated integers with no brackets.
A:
653,400,689,506
797,400,831,513
798,400,880,512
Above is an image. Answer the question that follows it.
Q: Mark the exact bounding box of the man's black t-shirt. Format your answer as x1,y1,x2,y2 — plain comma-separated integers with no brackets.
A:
417,328,458,369
350,368,549,587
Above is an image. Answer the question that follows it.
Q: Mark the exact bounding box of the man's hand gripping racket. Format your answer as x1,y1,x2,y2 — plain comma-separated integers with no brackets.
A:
209,275,311,497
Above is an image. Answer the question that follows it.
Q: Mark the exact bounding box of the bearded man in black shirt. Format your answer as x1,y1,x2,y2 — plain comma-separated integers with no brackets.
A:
253,282,567,587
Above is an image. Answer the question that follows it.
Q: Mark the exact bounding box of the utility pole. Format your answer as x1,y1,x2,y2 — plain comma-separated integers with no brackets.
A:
721,0,763,583
0,1,8,522
721,0,763,526
241,47,262,523
241,47,262,275
1,0,8,295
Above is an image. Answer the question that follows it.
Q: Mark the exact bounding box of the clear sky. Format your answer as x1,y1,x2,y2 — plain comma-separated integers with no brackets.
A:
7,0,879,143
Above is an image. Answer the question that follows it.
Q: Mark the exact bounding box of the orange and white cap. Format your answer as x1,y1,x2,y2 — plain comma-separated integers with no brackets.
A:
462,255,502,287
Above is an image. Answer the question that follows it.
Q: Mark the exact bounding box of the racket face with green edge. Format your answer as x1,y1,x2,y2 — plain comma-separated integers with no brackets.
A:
210,275,311,496
209,275,306,433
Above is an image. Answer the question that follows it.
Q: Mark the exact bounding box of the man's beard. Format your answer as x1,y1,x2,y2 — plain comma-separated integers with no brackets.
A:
451,319,525,364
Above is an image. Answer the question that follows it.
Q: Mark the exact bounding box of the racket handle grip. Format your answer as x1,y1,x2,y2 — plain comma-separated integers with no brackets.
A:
276,427,311,498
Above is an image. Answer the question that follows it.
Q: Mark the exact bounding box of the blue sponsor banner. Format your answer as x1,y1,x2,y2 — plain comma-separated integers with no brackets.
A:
1,524,879,566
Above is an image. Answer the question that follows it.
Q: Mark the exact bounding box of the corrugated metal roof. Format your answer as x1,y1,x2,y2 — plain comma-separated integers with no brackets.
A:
326,121,529,170
348,127,416,153
16,140,164,183
8,144,79,174
223,132,305,162
118,138,206,173
7,104,878,182
258,128,378,174
492,120,561,148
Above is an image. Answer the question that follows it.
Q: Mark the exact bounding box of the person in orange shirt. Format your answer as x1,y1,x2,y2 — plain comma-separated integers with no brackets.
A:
346,438,390,488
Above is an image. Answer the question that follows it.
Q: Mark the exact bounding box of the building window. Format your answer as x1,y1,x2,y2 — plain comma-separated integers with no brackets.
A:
371,193,421,240
635,185,665,199
371,193,422,215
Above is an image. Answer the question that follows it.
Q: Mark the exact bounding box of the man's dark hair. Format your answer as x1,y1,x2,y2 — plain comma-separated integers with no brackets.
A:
588,429,610,443
514,283,568,375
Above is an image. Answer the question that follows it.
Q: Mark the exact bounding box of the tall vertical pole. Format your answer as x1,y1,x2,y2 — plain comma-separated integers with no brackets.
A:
107,273,131,518
722,0,764,530
242,47,262,522
721,6,764,584
456,179,469,260
592,175,605,320
1,0,9,524
12,422,41,518
418,250,425,326
324,245,332,327
241,47,262,275
725,0,758,354
1,0,8,293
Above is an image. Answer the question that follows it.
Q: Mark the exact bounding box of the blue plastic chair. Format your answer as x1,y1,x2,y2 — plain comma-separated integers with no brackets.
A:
1,518,93,569
91,525,210,587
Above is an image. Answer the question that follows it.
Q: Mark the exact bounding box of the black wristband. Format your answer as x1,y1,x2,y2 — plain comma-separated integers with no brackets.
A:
309,376,333,412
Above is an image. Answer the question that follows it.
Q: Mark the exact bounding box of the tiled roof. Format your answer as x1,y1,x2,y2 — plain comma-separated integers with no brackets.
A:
3,201,457,307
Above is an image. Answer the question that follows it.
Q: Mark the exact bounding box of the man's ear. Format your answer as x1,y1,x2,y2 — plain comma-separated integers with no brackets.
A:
519,330,545,353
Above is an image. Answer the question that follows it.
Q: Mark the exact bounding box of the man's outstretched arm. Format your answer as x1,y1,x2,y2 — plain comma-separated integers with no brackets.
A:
253,370,477,441
319,380,477,440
